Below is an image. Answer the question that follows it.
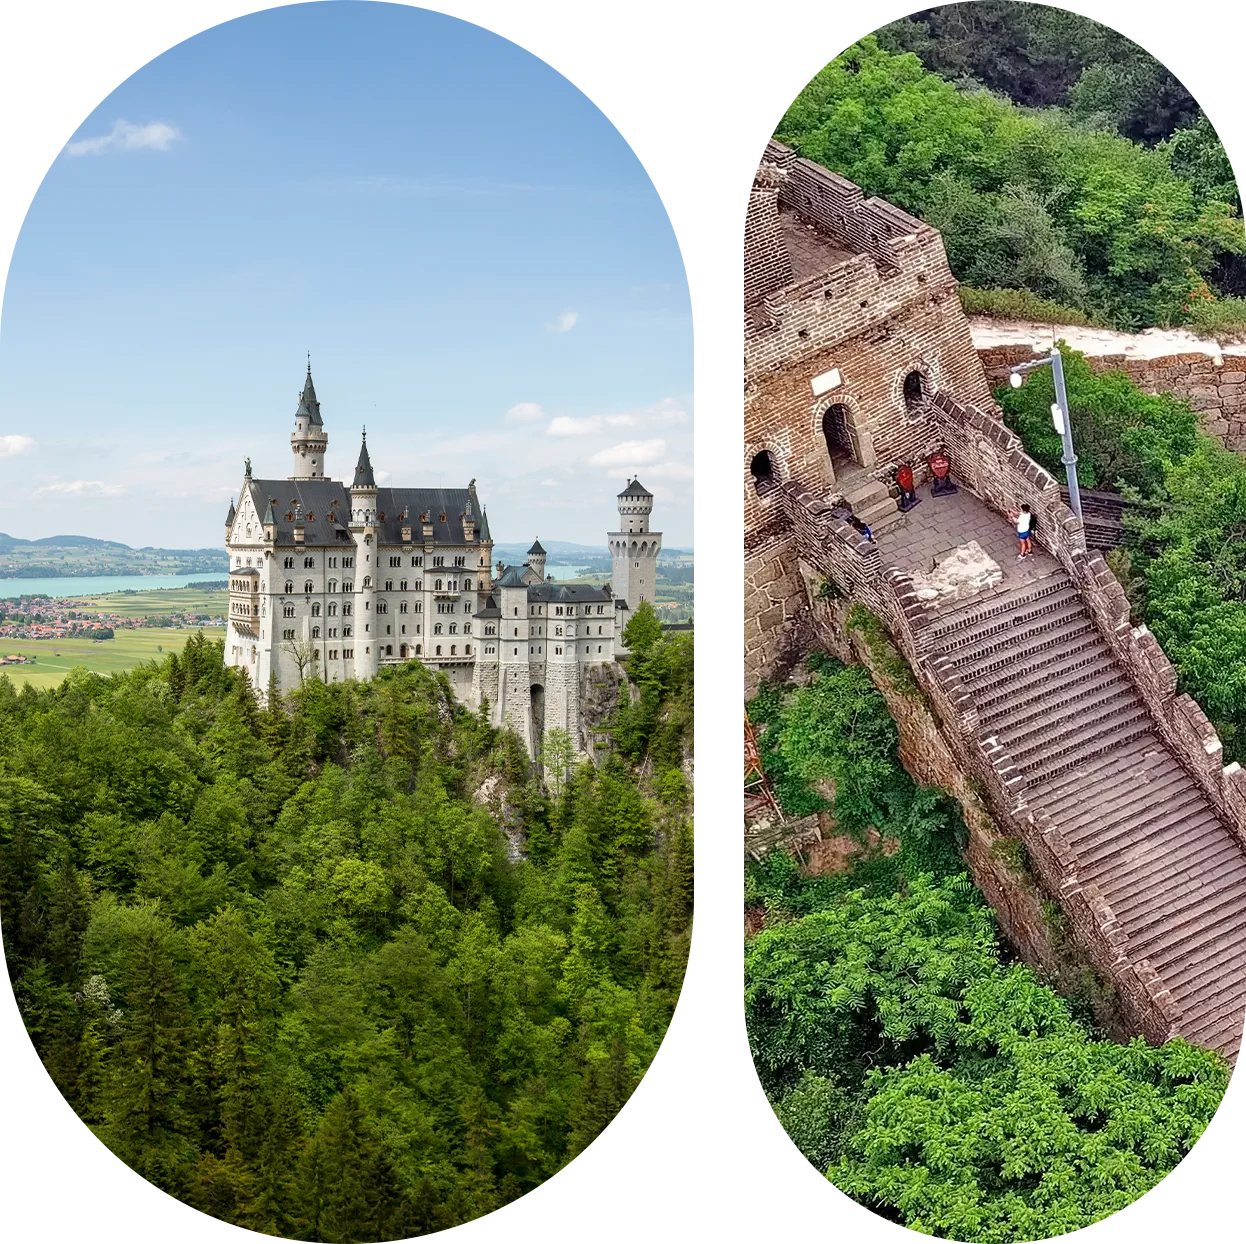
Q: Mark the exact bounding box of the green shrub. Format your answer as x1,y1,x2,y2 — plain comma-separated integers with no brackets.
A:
959,285,1102,326
1185,295,1246,342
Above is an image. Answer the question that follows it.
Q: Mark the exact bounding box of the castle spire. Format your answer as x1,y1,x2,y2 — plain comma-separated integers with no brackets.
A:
290,360,327,480
353,427,376,488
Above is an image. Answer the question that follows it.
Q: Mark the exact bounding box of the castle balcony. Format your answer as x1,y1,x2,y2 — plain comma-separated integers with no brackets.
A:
229,569,261,629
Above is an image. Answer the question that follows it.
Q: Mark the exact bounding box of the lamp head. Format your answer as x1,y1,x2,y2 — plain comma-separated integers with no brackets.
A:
1009,371,1024,389
1050,402,1065,435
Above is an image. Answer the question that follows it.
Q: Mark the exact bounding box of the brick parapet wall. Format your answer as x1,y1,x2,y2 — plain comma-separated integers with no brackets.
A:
978,342,1246,453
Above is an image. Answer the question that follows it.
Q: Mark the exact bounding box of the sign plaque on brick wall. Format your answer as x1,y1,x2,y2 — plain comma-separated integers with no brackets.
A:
810,367,842,397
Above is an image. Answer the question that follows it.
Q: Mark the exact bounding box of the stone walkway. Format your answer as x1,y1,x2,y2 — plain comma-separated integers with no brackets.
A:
875,483,1060,608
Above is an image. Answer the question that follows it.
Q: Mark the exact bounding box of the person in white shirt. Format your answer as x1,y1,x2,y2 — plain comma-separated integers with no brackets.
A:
1009,504,1035,559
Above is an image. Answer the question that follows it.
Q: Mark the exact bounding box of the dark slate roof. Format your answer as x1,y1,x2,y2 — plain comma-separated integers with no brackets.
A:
295,366,323,427
526,583,612,603
226,499,236,525
497,565,528,587
243,480,488,548
353,434,376,488
480,507,491,542
528,539,546,556
474,593,501,619
375,488,483,545
618,478,652,498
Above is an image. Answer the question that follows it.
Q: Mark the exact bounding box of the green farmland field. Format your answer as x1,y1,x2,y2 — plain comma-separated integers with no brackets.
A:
74,587,227,617
0,626,222,690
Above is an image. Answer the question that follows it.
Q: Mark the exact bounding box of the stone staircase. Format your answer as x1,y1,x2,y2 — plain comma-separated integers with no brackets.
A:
839,475,902,533
927,570,1246,1061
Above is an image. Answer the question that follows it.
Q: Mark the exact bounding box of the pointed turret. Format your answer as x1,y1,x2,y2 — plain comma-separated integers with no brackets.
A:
526,538,547,582
226,497,236,526
290,359,328,480
353,429,376,487
480,507,492,542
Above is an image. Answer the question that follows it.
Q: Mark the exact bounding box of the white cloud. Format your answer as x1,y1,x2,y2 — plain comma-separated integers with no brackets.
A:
608,460,693,481
505,402,544,422
545,399,689,437
540,478,559,487
0,434,35,458
35,479,126,497
589,439,666,468
374,470,392,485
546,311,579,334
65,119,182,157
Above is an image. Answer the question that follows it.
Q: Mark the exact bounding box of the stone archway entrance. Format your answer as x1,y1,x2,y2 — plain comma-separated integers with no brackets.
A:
823,403,871,472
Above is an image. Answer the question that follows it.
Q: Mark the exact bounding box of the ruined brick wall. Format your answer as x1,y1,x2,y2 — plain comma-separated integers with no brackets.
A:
978,342,1246,453
745,143,994,538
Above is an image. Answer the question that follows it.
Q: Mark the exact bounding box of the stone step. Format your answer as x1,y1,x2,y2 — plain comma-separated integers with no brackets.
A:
995,685,1140,756
1168,948,1246,1006
1033,747,1182,813
1025,717,1156,785
1009,706,1153,773
1077,801,1222,876
980,665,1128,733
1121,878,1246,956
1179,991,1246,1050
926,574,1071,642
1111,847,1246,927
1091,831,1242,910
952,608,1095,678
932,584,1082,655
1132,903,1246,974
970,636,1108,708
1149,925,1246,996
1113,857,1246,931
842,477,888,508
1058,770,1205,843
869,505,906,533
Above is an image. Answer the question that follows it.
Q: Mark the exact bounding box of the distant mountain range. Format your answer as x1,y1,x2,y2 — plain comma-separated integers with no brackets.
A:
0,533,220,555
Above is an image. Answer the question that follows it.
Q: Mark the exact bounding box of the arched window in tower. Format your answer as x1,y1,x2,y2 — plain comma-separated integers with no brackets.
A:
284,556,294,569
303,580,314,593
750,450,776,495
435,579,443,591
328,602,337,616
385,580,393,591
311,603,321,617
304,556,315,569
399,601,408,614
284,580,294,594
311,626,320,639
363,576,372,588
434,623,442,635
903,370,926,412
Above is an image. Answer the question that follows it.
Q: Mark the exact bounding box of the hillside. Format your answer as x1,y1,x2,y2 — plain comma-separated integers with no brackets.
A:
0,532,227,578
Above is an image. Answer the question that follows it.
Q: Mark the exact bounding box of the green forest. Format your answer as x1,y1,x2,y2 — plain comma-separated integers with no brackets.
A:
776,4,1245,336
0,603,693,1242
745,655,1228,1242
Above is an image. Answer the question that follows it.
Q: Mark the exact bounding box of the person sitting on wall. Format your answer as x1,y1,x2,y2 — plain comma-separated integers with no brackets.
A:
846,514,874,542
896,462,919,511
928,450,957,496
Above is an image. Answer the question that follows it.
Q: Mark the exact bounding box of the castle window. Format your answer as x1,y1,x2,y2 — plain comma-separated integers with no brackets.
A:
377,601,388,614
433,556,444,568
435,579,443,591
282,628,294,640
513,627,518,636
385,580,393,591
449,579,457,591
304,556,314,569
390,556,400,567
400,624,406,634
343,625,352,637
434,623,443,635
598,645,602,653
478,579,485,591
436,645,442,655
386,645,393,655
302,580,312,593
454,555,465,567
450,644,456,655
343,556,353,567
329,627,337,638
464,623,471,634
449,623,457,634
412,556,421,567
284,581,294,594
363,576,372,588
311,603,321,616
598,626,602,634
465,645,471,655
343,581,353,592
513,647,518,655
414,602,421,613
329,557,337,568
513,608,518,617
345,648,353,658
399,601,408,614
283,604,294,618
328,602,338,617
399,579,407,591
284,557,294,569
311,626,320,639
415,644,422,654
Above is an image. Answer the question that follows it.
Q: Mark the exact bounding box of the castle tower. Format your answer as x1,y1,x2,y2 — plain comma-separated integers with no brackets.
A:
525,539,547,584
290,362,329,479
609,478,661,613
496,565,534,755
350,429,379,680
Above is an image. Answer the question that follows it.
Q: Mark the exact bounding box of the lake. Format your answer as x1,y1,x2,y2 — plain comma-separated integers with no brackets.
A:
0,572,227,600
0,566,593,599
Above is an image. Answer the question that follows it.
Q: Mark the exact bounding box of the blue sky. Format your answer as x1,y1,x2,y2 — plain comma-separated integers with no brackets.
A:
0,1,692,550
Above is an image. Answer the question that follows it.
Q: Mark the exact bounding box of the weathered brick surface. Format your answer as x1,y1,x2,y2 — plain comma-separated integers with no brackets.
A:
979,342,1246,453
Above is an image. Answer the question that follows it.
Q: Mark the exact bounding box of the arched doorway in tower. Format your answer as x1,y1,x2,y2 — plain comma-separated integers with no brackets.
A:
750,450,776,495
822,403,859,470
530,683,545,751
903,370,927,412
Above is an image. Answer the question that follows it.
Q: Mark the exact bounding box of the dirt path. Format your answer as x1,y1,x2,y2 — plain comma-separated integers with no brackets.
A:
969,317,1235,361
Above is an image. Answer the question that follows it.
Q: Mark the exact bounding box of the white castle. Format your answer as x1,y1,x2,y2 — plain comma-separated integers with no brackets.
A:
224,365,662,755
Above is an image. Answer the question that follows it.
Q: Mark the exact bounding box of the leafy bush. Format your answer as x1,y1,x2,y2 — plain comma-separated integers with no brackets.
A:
1185,295,1246,342
777,38,1245,330
994,344,1199,494
746,875,1229,1239
959,285,1102,327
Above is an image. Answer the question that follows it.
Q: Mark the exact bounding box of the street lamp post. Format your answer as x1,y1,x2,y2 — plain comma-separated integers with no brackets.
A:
1008,347,1082,520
